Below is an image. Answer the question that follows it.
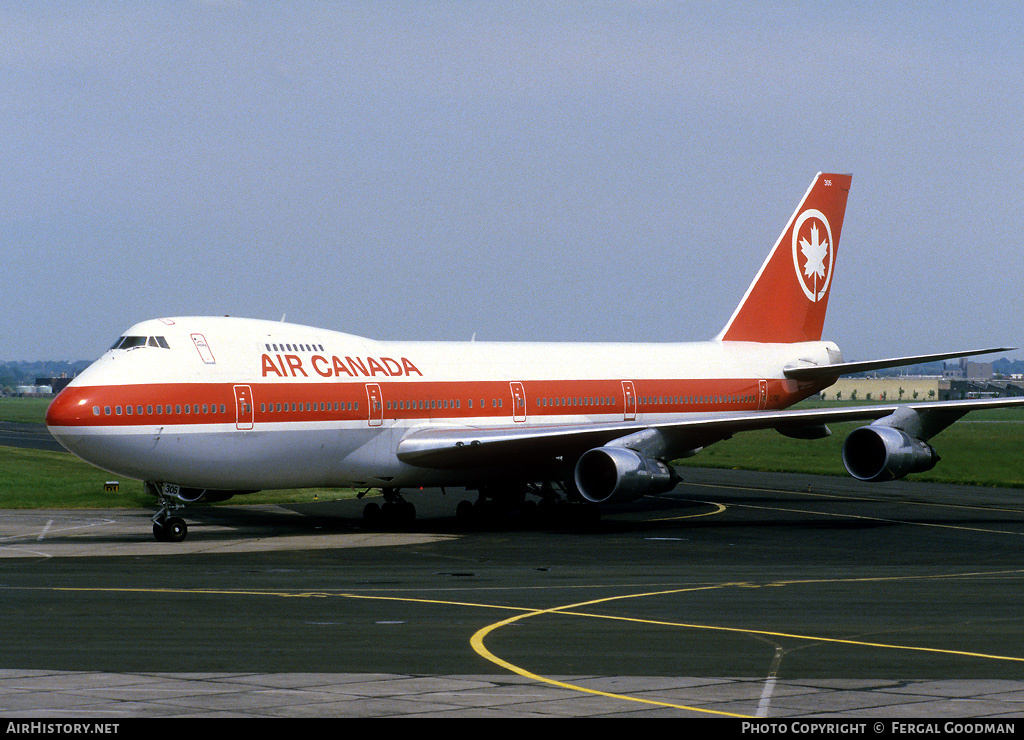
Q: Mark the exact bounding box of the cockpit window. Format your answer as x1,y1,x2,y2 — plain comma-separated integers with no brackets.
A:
110,336,170,350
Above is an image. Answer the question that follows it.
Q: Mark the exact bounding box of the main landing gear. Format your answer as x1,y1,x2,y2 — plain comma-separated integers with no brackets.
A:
455,481,600,529
361,487,417,528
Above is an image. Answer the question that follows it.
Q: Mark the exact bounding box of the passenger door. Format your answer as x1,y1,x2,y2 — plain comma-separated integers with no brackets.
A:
510,382,527,422
233,385,254,430
366,383,383,427
621,381,637,421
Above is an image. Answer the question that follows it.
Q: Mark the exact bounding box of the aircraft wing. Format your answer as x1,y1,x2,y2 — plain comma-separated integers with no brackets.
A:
396,396,1024,470
783,347,1014,380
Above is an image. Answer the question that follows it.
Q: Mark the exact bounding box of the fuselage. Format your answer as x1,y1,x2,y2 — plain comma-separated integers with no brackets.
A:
45,316,839,491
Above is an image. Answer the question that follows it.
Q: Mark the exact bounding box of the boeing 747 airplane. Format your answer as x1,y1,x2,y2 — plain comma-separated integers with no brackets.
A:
45,172,1022,540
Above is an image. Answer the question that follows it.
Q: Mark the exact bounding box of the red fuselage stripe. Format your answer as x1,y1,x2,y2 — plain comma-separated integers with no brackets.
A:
47,378,811,428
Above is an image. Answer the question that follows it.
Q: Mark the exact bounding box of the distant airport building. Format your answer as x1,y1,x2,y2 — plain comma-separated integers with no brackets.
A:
943,359,994,380
33,374,74,394
819,377,943,402
947,379,1024,399
16,385,53,396
821,375,1024,401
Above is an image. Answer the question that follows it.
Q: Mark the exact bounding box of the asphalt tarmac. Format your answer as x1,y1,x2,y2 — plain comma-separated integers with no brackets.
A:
0,421,63,452
3,467,1024,718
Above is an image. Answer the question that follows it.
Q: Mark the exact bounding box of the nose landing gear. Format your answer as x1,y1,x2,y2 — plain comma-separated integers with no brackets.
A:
149,482,189,542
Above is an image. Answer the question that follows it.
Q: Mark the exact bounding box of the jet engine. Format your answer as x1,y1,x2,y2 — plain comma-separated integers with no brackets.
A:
841,425,939,482
574,446,677,504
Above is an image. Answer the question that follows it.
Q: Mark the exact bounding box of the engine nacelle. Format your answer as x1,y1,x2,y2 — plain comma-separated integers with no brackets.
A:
574,447,677,504
841,425,939,482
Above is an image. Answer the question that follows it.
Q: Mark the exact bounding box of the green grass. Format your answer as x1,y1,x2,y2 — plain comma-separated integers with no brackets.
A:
1,446,151,508
0,397,52,424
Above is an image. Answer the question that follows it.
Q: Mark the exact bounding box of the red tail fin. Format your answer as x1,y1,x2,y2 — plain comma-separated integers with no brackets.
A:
717,172,852,343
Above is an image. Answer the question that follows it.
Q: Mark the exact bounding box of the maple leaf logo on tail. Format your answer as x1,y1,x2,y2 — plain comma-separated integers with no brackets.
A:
716,172,850,344
801,223,828,279
791,208,834,302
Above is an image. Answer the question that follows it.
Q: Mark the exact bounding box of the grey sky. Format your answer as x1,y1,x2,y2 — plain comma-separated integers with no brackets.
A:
3,2,1022,362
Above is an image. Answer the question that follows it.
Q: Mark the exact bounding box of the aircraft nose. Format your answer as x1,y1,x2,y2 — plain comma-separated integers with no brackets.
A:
45,387,95,453
45,386,145,480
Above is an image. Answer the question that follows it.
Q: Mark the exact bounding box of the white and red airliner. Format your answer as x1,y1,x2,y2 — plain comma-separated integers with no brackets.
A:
46,172,1022,540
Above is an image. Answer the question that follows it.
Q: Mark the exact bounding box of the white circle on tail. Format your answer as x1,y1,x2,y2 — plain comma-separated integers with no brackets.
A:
791,208,834,302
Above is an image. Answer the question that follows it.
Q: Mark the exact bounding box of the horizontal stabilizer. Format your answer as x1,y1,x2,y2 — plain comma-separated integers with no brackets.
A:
783,347,1015,381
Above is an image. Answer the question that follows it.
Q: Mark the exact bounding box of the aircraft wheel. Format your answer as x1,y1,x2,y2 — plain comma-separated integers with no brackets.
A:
519,499,539,527
154,516,188,542
576,503,601,527
362,502,381,526
456,499,474,524
163,517,188,542
536,499,562,527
